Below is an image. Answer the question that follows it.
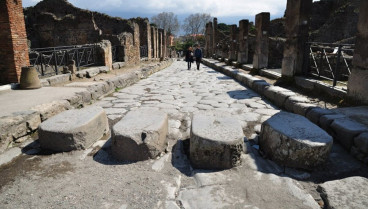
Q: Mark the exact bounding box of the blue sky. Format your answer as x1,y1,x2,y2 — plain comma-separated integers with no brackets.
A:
23,0,296,25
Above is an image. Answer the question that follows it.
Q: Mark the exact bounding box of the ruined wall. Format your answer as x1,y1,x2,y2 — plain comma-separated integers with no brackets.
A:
24,0,135,47
0,0,30,84
132,18,152,59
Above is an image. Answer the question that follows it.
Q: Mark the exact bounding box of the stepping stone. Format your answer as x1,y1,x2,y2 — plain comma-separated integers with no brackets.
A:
318,177,368,209
259,111,333,170
112,109,168,161
39,106,109,152
190,114,244,169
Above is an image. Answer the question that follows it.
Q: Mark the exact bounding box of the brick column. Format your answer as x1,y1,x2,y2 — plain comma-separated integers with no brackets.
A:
253,12,270,70
228,25,238,61
151,26,157,59
0,0,30,84
347,1,368,104
281,0,312,77
238,19,249,64
213,18,219,58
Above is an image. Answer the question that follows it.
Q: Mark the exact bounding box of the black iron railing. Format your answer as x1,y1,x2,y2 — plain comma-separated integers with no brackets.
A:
140,45,148,58
306,42,354,86
29,44,97,76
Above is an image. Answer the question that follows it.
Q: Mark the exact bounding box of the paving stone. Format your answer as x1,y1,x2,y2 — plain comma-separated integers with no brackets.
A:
259,111,333,170
318,177,368,209
39,106,109,152
0,147,22,167
190,114,244,169
330,117,368,150
306,107,335,125
112,109,168,161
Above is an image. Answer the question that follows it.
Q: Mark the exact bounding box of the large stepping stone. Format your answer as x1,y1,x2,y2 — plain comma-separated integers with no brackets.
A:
318,177,368,208
39,106,109,152
112,109,168,161
190,114,244,169
259,111,333,170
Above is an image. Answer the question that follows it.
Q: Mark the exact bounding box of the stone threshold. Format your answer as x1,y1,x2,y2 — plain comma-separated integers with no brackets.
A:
0,59,174,160
202,58,368,165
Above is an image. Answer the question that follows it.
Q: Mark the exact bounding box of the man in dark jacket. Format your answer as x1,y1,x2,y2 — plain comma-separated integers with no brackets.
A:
194,44,203,70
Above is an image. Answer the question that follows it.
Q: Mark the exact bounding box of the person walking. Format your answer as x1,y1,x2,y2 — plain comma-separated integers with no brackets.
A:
194,44,203,70
185,46,194,70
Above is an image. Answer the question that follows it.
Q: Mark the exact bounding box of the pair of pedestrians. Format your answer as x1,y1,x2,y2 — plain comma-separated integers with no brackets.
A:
185,45,202,70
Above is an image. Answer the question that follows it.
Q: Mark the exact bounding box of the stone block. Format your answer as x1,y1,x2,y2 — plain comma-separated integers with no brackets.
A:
259,112,333,170
112,109,168,161
263,86,296,108
318,177,368,209
319,114,346,132
85,67,100,78
98,66,109,73
252,80,270,95
354,132,368,154
47,74,71,86
330,118,368,150
190,114,244,169
39,106,109,152
31,100,71,121
292,103,316,116
306,107,335,125
284,96,310,112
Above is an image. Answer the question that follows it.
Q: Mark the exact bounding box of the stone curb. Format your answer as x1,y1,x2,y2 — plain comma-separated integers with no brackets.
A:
202,58,368,164
0,59,173,156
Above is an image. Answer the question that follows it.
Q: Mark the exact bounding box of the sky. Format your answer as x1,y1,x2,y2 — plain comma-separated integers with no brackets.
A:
23,0,293,25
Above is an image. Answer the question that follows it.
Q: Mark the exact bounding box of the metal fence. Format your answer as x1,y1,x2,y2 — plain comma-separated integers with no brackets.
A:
306,42,354,86
29,44,97,76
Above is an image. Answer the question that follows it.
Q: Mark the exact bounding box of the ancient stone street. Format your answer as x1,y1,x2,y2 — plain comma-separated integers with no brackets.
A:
0,61,368,209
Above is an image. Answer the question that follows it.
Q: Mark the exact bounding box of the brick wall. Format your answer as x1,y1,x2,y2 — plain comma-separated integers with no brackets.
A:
0,0,30,84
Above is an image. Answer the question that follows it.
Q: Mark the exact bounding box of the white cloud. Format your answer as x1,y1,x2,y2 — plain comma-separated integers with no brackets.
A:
22,0,289,17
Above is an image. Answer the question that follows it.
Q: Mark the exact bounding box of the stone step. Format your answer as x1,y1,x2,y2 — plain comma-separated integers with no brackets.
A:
112,109,168,161
39,106,109,152
259,111,333,170
190,114,244,170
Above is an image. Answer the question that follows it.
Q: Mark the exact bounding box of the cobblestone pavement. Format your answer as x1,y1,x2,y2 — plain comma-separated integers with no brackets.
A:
2,60,363,209
95,60,280,140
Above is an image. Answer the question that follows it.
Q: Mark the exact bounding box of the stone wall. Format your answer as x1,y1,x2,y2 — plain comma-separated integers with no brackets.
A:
24,0,142,65
0,0,30,84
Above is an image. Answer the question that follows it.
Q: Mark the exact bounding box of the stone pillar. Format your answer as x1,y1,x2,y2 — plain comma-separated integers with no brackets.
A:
133,18,151,59
213,18,219,58
155,28,159,59
0,0,30,84
205,22,213,57
229,25,238,61
347,1,368,104
163,30,167,58
97,40,113,70
253,12,270,70
151,26,157,59
158,29,163,58
281,0,312,77
238,19,249,64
